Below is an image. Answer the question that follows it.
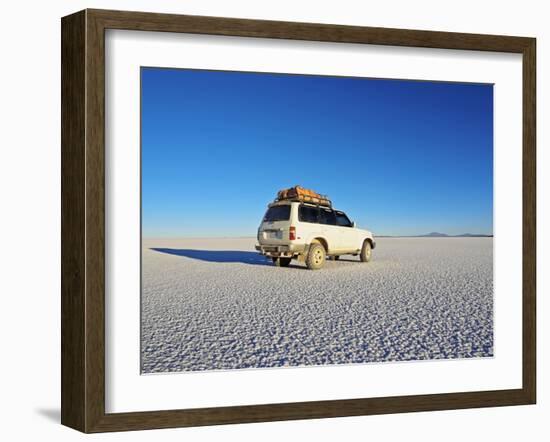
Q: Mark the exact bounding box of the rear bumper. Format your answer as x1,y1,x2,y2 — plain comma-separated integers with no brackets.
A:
255,243,307,257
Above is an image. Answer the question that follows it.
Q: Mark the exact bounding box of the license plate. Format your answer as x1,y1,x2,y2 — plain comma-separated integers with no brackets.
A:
264,230,282,239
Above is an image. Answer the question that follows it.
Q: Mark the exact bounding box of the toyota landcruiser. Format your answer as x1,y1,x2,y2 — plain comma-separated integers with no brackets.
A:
255,200,375,270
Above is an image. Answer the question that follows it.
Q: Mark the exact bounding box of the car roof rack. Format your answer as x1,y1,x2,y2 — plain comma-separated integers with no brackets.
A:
274,196,332,208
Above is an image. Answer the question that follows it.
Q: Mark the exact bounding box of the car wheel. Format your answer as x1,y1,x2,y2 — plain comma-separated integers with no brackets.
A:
360,240,372,262
306,242,326,270
273,257,291,267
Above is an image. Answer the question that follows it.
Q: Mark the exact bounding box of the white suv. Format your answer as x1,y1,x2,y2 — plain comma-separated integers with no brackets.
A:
255,201,375,270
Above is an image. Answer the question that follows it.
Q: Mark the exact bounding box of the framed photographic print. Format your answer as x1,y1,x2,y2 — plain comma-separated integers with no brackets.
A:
61,9,536,433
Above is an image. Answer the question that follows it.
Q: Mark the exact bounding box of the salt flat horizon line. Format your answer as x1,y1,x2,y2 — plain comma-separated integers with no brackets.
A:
142,233,494,239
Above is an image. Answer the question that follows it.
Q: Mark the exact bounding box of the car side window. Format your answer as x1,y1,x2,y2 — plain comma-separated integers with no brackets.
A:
318,208,337,225
298,205,319,223
335,211,353,227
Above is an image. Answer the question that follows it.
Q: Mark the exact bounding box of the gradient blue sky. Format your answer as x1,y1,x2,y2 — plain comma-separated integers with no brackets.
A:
141,67,493,237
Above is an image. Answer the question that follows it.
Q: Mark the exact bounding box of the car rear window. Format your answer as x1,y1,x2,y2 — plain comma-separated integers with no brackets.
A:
298,205,318,223
263,205,291,222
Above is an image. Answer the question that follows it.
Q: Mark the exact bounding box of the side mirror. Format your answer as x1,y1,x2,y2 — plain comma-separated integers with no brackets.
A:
351,221,356,228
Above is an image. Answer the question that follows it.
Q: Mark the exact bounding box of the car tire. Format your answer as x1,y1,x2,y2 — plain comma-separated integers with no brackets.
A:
306,242,326,270
273,257,291,267
360,240,372,262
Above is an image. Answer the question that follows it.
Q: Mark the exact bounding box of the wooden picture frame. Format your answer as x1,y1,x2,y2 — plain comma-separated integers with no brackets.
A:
61,8,536,433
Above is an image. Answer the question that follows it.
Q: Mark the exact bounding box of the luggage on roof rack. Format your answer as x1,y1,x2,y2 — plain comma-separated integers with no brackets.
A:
276,185,332,207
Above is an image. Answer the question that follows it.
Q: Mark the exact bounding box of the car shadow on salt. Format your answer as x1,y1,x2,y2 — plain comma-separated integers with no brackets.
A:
150,248,272,266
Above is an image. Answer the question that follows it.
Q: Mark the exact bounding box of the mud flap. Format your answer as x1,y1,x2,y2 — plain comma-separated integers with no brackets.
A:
297,244,310,263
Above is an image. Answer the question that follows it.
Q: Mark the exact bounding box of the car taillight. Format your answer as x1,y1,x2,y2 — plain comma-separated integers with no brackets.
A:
289,226,296,240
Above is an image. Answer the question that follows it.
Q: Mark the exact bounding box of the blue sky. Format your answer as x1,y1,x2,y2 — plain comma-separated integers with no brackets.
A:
141,67,493,237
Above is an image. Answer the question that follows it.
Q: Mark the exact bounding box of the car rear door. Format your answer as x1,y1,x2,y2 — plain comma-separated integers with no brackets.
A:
258,204,291,245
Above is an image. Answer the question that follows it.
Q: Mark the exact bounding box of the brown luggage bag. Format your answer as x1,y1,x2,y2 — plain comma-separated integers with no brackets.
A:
277,185,331,207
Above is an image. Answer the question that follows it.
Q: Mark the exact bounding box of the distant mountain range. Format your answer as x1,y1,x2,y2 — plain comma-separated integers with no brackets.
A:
421,232,492,237
377,232,493,238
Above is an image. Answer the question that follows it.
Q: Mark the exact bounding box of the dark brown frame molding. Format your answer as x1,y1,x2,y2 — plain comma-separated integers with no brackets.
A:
61,9,536,433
